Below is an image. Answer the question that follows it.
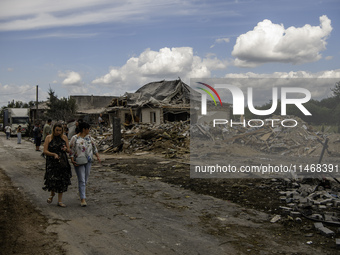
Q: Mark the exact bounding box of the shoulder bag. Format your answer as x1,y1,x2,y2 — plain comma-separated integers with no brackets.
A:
75,156,88,165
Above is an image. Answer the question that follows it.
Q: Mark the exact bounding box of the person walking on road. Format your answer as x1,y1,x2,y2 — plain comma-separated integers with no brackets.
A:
5,125,11,139
42,119,52,142
42,123,72,207
33,123,42,151
17,125,22,144
70,122,101,207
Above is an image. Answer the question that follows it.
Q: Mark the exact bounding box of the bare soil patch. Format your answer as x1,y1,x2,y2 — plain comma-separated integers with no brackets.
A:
0,168,66,255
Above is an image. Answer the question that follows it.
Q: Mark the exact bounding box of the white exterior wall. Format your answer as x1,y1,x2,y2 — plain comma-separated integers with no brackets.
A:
141,108,162,125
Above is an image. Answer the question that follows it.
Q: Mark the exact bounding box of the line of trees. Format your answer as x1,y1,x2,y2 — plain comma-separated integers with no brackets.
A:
2,100,36,109
244,81,340,126
0,88,77,122
45,88,77,121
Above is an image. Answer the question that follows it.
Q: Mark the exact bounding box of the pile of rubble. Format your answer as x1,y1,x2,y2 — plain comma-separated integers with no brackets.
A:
91,115,339,157
191,115,340,157
271,178,340,247
92,121,190,157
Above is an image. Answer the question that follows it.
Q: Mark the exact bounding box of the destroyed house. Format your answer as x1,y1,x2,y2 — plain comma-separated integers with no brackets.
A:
107,79,198,125
107,79,231,125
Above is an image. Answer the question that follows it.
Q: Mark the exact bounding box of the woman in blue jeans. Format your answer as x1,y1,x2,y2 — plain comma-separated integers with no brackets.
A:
69,122,101,207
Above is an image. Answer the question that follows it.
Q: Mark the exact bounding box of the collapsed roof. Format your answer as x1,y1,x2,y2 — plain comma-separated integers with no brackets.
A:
108,79,200,108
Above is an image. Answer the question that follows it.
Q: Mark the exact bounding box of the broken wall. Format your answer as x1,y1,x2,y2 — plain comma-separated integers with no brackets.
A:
71,95,115,110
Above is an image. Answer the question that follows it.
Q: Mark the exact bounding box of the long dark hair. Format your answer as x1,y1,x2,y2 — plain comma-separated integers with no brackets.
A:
51,123,63,140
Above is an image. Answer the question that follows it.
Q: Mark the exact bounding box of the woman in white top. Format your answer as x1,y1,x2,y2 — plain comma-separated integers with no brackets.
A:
69,122,101,207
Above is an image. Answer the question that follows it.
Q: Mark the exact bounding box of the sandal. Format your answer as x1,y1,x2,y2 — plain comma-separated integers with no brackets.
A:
57,202,66,207
47,193,55,204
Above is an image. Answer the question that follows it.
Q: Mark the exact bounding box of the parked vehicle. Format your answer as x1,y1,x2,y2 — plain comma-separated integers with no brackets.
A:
3,108,30,136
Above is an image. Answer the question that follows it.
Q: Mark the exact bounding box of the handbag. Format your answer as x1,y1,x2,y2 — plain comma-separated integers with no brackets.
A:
75,156,88,165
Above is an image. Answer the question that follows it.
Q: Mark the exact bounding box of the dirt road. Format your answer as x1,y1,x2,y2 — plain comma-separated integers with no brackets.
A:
0,132,338,254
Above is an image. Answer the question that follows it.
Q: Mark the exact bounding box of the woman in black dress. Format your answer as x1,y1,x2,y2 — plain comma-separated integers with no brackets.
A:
42,123,72,207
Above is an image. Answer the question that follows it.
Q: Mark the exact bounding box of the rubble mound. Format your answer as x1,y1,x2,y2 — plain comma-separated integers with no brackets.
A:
191,115,340,157
95,121,190,158
93,117,339,158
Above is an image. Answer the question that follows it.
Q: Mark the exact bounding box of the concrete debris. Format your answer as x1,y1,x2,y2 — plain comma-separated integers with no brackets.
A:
270,214,281,223
191,115,340,157
336,239,340,248
318,226,335,237
277,179,340,247
90,121,190,158
314,222,324,230
279,179,340,223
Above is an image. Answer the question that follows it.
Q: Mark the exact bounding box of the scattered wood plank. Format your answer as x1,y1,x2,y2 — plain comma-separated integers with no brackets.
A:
260,132,272,141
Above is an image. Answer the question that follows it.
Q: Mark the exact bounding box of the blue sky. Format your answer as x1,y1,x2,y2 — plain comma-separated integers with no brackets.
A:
0,0,339,107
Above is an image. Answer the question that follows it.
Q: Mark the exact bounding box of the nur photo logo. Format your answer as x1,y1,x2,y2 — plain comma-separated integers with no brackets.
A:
196,82,223,108
196,83,311,117
194,79,312,128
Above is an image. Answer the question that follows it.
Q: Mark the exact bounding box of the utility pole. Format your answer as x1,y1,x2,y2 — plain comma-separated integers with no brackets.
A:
36,85,38,123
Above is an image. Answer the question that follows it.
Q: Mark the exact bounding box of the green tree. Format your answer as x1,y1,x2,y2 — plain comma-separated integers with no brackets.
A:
46,88,77,121
7,100,25,108
3,100,35,109
23,101,35,108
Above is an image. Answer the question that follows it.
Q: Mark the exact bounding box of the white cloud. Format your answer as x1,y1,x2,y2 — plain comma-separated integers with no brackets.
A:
92,47,228,94
216,38,230,44
59,71,82,85
318,70,340,78
223,69,340,103
0,0,140,31
232,15,332,67
210,37,230,48
0,0,234,32
225,69,340,79
325,56,333,60
57,71,89,94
